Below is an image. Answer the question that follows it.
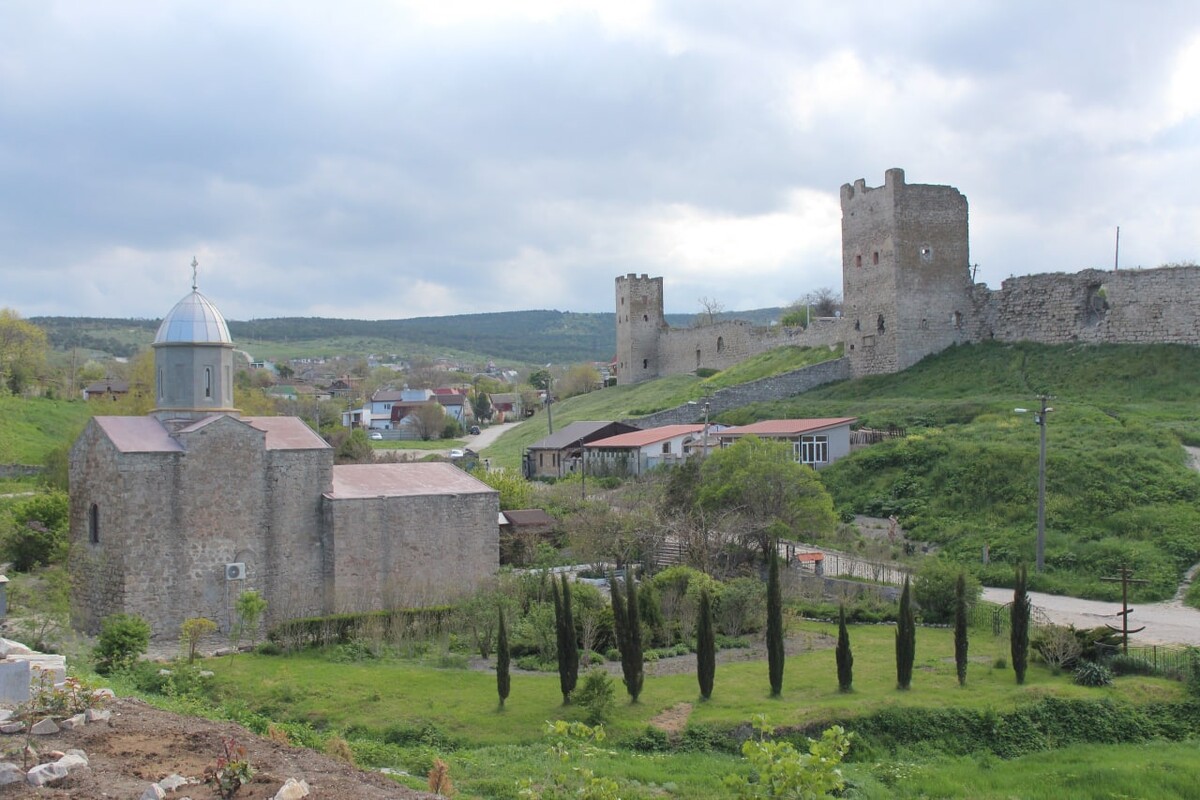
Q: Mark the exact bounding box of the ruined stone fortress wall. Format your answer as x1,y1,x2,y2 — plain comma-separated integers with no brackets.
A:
617,169,1200,387
973,266,1200,346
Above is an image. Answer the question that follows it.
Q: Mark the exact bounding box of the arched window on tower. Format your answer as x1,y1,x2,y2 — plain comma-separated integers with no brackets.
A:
205,367,213,399
89,503,100,544
157,368,163,400
717,336,724,353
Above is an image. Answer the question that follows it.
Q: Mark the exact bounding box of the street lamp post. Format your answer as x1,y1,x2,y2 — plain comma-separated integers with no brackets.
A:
1015,395,1054,573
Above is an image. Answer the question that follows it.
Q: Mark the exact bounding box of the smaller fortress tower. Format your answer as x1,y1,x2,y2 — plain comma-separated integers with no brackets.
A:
840,168,973,376
615,274,666,385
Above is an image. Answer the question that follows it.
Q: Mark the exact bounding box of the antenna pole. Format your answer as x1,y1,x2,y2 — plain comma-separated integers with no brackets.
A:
1114,226,1120,271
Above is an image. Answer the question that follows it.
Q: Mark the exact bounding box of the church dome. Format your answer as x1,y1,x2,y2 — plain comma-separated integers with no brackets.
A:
154,290,233,345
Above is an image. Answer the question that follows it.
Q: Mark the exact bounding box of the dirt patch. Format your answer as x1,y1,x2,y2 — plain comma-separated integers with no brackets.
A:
649,702,693,734
0,697,436,799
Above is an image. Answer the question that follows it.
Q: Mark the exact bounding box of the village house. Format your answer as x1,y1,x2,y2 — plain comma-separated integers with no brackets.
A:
584,424,705,477
523,420,640,479
712,418,857,468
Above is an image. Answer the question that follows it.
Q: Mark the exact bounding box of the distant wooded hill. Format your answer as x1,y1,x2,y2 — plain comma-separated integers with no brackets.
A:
32,307,785,364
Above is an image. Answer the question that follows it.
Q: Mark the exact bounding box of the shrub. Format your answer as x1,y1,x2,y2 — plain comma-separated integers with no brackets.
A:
1033,624,1083,673
574,668,616,725
1107,653,1156,677
1074,661,1115,687
714,577,765,636
180,617,217,664
255,641,283,656
93,613,151,674
914,558,981,623
628,725,669,752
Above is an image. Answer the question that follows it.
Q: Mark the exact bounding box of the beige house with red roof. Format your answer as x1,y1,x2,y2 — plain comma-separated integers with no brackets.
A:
69,281,498,638
713,418,857,468
584,424,707,477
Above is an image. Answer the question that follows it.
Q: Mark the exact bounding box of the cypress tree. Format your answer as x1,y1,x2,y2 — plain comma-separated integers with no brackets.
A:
954,571,969,687
496,607,510,709
610,571,627,657
896,576,915,690
552,575,578,704
835,605,853,693
562,574,578,700
1011,564,1030,685
624,570,644,702
696,588,716,700
766,550,784,697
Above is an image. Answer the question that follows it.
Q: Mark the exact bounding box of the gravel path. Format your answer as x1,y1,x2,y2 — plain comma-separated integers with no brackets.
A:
980,586,1200,646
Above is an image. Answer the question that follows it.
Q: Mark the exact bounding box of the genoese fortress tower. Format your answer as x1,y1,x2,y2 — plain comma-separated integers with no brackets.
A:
616,168,1200,385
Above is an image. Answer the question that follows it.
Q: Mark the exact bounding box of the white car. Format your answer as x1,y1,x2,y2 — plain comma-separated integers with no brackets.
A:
369,432,383,440
449,449,465,459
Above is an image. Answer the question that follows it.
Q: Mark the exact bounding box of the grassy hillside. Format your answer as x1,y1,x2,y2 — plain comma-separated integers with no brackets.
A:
0,395,93,466
482,346,841,469
722,342,1200,600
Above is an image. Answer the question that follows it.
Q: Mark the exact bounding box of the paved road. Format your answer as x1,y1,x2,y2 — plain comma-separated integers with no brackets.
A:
981,586,1200,646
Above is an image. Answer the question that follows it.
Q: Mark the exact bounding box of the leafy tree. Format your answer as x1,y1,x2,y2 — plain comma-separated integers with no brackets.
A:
914,558,981,623
334,428,374,464
558,364,601,399
697,588,716,700
724,715,852,799
497,606,511,709
409,402,445,440
896,577,915,690
475,468,535,511
473,391,493,423
553,574,579,704
766,552,784,697
276,363,294,380
835,605,853,693
1012,564,1031,685
954,572,969,686
93,613,151,674
0,309,49,394
4,491,68,571
698,436,836,561
528,368,552,391
234,590,269,648
181,617,217,663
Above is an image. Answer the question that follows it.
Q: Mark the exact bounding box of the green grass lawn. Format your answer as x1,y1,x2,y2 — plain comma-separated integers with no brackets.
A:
189,620,1188,798
0,395,93,465
370,438,466,451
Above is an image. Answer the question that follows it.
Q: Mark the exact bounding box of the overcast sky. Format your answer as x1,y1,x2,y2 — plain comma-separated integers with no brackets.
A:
2,1,1198,321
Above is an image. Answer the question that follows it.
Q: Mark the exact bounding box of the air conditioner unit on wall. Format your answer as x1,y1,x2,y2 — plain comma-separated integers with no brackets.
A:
225,563,246,581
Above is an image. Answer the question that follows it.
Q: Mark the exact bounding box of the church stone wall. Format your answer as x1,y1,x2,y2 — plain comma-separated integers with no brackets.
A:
324,492,499,613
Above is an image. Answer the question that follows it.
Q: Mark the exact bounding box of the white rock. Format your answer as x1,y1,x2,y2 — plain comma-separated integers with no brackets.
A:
0,709,13,722
85,708,112,723
273,777,311,799
58,713,87,730
56,752,89,770
158,669,173,676
0,639,34,657
0,722,25,734
139,783,166,800
29,717,59,735
91,687,116,700
199,670,215,678
0,762,23,785
159,773,192,790
26,761,69,787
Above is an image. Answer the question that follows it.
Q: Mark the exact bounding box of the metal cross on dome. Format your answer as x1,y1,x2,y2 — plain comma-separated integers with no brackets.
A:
191,256,199,290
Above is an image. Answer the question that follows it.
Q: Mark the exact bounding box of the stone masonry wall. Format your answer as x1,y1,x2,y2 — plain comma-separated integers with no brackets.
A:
624,357,851,428
973,266,1200,346
324,491,499,613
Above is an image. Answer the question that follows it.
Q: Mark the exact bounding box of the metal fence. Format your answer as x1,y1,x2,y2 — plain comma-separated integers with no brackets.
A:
971,600,1052,636
1097,642,1197,680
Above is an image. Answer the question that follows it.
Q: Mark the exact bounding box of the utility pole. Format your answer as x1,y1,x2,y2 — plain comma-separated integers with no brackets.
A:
1114,225,1120,271
1101,565,1148,653
1015,395,1054,572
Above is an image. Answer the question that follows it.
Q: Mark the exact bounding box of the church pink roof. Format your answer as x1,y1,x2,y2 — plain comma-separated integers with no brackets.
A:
586,424,704,449
327,463,497,500
93,417,184,452
243,417,330,450
95,415,329,452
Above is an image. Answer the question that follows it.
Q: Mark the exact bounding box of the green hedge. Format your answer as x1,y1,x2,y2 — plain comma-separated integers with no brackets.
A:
817,698,1200,760
266,606,456,649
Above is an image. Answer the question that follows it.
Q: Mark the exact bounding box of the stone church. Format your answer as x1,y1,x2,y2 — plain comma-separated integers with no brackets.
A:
68,280,499,638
